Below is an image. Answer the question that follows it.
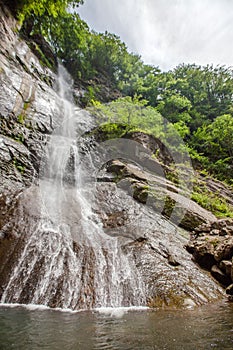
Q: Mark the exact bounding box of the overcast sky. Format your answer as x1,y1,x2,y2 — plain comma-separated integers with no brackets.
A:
77,0,233,71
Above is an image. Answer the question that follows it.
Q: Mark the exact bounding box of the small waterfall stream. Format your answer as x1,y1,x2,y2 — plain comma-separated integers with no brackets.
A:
0,65,145,309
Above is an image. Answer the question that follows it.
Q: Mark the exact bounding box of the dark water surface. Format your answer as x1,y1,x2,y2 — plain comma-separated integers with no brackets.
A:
0,302,232,350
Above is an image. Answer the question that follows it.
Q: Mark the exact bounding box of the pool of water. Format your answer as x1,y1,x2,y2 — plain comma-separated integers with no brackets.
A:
0,302,232,349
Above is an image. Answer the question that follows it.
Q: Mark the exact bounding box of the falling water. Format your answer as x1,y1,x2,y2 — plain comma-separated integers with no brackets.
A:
0,65,145,309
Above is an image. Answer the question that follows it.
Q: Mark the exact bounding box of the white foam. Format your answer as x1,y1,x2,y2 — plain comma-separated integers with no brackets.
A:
0,303,149,317
0,303,84,314
94,306,149,318
0,303,50,311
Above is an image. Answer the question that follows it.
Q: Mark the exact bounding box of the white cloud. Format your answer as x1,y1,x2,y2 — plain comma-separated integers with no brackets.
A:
78,0,233,70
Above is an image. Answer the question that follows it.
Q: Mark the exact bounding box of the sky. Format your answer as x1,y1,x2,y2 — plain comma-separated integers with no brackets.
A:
77,0,233,71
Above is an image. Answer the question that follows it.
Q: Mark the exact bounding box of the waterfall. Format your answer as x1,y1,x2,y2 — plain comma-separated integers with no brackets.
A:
1,65,145,309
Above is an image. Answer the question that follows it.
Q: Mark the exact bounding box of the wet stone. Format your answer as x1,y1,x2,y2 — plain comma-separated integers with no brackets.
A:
226,284,233,295
219,260,232,277
211,265,231,286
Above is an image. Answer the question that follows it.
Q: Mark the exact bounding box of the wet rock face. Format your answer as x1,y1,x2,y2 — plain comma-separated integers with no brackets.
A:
0,2,61,192
0,182,225,309
0,2,63,295
27,33,57,71
0,187,40,296
94,182,224,308
186,219,233,290
123,131,174,166
102,158,216,231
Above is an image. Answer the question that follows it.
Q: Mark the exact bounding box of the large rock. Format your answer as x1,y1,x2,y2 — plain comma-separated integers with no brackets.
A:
186,219,233,289
93,182,224,308
103,159,216,231
211,265,232,286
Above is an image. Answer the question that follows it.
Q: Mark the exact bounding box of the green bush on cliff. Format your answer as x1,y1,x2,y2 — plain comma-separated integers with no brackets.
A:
91,96,194,164
93,123,130,141
14,0,84,24
93,96,163,136
191,185,233,218
190,114,233,183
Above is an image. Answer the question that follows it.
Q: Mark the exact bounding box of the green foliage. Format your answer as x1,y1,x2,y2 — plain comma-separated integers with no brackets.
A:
91,96,192,165
96,123,129,141
87,32,131,84
157,94,192,124
17,114,25,124
117,57,161,99
191,188,233,218
14,134,25,143
42,12,92,78
31,42,54,69
13,158,25,174
173,121,190,139
93,96,164,137
171,64,233,123
82,86,99,106
15,0,84,24
191,114,233,181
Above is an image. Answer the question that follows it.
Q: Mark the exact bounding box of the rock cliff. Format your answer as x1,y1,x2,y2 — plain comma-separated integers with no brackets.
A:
0,2,60,192
186,218,233,298
0,1,61,293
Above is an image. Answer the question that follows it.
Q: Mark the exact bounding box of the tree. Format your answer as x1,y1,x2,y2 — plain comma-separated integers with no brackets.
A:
171,64,233,123
191,114,233,180
43,12,92,78
87,32,129,83
15,0,84,24
157,94,192,124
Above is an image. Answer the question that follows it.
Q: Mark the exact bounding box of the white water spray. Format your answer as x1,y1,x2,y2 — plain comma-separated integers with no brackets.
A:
1,65,145,309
